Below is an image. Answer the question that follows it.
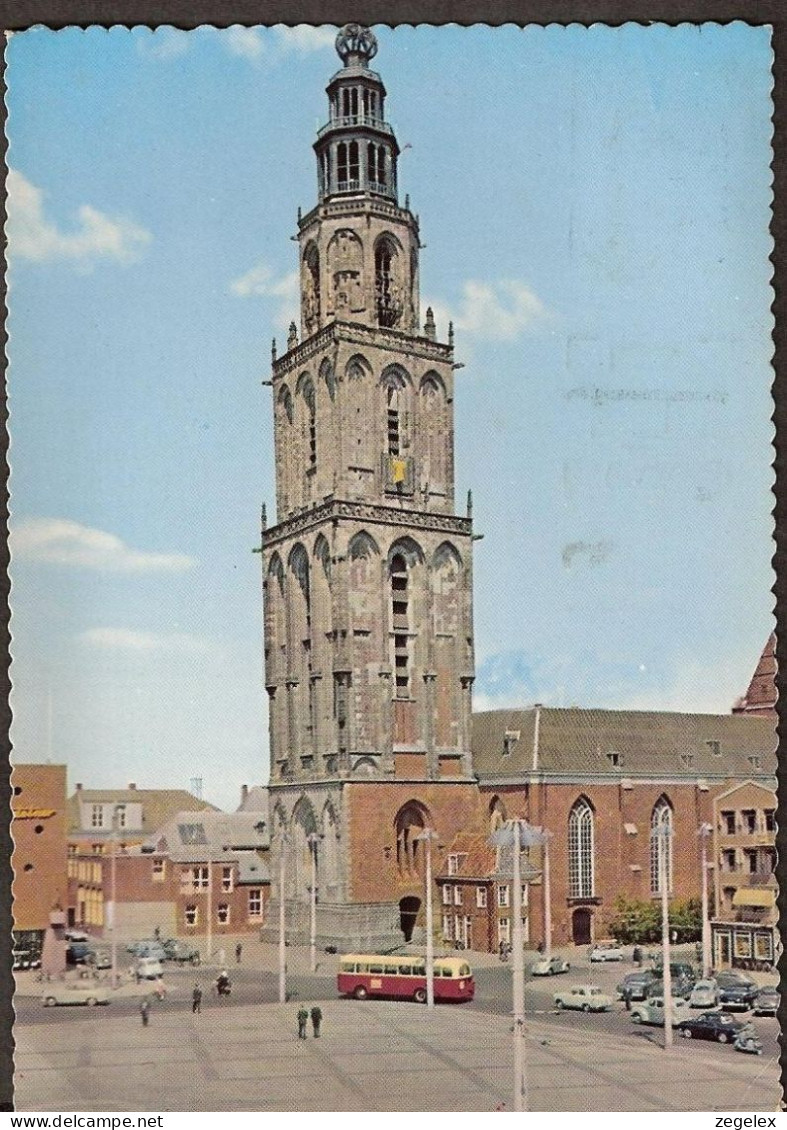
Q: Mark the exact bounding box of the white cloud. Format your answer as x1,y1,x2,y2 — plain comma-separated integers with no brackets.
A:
143,27,190,60
423,280,548,343
6,169,152,266
78,627,211,654
12,518,195,573
230,261,299,331
224,27,266,61
274,26,336,53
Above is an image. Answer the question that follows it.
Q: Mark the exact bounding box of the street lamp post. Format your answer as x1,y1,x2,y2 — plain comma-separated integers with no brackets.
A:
698,823,713,978
414,828,439,1009
307,832,321,974
653,824,674,1050
109,808,118,989
542,830,553,961
278,831,289,1004
491,819,545,1112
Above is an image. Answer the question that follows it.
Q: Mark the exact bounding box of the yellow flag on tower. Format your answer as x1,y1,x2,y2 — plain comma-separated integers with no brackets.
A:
392,458,407,483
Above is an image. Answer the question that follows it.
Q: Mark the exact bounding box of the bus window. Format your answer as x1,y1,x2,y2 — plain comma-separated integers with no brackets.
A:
369,964,383,974
435,967,449,977
399,964,412,975
340,961,356,973
384,964,399,975
459,964,470,977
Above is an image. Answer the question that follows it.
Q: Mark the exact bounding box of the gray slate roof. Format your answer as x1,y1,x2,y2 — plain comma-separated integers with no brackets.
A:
471,708,777,780
145,809,270,862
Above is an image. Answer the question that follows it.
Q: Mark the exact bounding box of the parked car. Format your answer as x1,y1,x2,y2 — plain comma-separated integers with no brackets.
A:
675,1011,746,1044
530,955,570,976
589,943,624,963
135,957,164,980
689,979,719,1009
64,929,89,942
126,940,167,961
753,986,780,1017
66,942,91,966
651,961,696,983
42,983,110,1007
162,939,201,965
554,985,613,1012
87,949,112,971
12,948,41,971
630,995,691,1026
715,972,758,1011
616,971,659,1002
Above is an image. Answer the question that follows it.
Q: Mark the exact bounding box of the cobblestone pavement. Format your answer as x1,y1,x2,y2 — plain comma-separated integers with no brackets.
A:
14,996,781,1113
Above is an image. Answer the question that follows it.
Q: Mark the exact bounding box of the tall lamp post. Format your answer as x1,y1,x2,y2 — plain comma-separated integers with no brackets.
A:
307,832,322,974
278,830,289,1004
414,828,439,1009
491,819,545,1112
653,823,674,1050
541,829,553,961
698,823,713,978
109,806,119,989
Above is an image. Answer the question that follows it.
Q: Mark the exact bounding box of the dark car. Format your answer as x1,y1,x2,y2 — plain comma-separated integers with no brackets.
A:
715,972,758,1011
66,942,91,966
752,986,779,1017
676,1011,746,1044
617,971,659,1002
162,939,201,966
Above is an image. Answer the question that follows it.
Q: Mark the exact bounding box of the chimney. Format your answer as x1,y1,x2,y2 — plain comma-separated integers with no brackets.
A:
75,783,82,791
241,784,249,805
128,782,137,790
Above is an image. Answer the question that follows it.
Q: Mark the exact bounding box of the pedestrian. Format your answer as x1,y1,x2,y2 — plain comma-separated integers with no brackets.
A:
622,986,632,1011
310,1005,323,1037
632,944,642,967
192,983,202,1014
297,1006,308,1040
154,976,166,1001
154,925,161,941
140,997,150,1027
235,941,243,964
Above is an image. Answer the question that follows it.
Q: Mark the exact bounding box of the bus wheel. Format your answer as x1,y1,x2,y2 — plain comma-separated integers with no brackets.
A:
353,985,368,1000
414,988,427,1004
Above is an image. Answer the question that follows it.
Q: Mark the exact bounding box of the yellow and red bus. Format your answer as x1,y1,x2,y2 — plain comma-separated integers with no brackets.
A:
337,953,475,1003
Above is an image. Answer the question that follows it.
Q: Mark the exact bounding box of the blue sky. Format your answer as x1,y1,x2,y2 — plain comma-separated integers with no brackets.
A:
6,24,775,812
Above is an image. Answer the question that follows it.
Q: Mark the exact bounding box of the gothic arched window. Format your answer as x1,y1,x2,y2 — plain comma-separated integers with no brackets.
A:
394,801,429,876
650,796,673,895
337,142,348,189
375,239,397,327
568,798,594,898
348,141,360,187
390,552,410,698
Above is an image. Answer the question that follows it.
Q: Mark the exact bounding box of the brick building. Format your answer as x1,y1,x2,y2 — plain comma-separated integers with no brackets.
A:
11,763,69,961
67,783,217,932
261,25,478,950
466,708,776,949
710,780,777,968
732,634,777,718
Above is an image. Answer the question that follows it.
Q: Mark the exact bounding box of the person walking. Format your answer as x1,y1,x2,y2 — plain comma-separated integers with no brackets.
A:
192,984,202,1014
140,997,150,1027
235,942,243,964
154,976,166,1001
297,1006,308,1040
310,1005,323,1037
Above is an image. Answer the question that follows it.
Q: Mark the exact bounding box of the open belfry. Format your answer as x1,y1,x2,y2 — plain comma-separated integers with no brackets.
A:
261,25,480,948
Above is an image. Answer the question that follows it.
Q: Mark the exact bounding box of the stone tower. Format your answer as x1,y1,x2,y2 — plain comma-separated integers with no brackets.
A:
261,25,480,949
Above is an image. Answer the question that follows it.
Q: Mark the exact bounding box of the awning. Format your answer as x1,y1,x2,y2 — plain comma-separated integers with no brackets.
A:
732,888,776,908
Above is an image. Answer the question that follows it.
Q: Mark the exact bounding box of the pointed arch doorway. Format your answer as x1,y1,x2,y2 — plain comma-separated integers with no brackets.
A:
399,896,421,942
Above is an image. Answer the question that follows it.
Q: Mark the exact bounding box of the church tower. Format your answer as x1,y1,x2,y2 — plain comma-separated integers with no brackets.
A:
261,25,480,949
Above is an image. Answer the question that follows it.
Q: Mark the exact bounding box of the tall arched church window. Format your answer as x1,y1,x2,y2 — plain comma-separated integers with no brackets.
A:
303,245,321,335
568,798,594,898
375,240,399,327
650,797,673,895
387,384,401,455
377,145,386,187
394,802,428,876
348,141,359,187
390,552,410,698
337,142,348,189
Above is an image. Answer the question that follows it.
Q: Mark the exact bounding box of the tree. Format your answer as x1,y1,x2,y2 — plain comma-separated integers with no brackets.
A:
607,895,661,944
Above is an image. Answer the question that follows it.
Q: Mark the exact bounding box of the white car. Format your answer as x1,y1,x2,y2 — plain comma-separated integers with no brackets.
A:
630,995,691,1026
554,985,613,1012
531,955,571,976
689,979,719,1009
42,983,110,1007
589,943,624,963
